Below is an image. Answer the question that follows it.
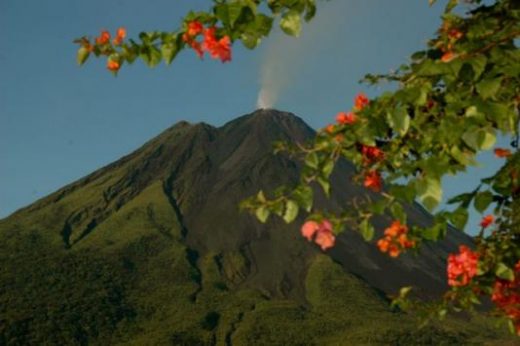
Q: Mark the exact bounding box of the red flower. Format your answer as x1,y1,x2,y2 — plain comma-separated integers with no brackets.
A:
361,145,384,164
202,27,231,62
447,245,479,287
491,261,520,335
300,219,335,251
480,215,494,228
187,21,203,37
107,59,120,72
354,93,369,110
494,148,512,158
364,170,382,192
336,111,356,125
95,30,110,45
112,27,126,45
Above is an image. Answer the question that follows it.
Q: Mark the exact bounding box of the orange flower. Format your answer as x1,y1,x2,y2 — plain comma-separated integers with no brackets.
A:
336,111,356,125
441,51,456,63
96,30,111,45
354,93,369,110
112,27,126,45
377,238,390,252
480,215,494,228
494,148,512,158
325,124,335,134
447,245,479,287
107,59,120,72
364,170,382,192
377,220,414,258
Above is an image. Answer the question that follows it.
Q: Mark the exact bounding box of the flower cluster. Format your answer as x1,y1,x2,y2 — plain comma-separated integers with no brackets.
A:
361,145,385,165
439,23,463,63
447,245,479,287
182,21,231,62
492,261,520,335
377,220,415,257
301,220,336,251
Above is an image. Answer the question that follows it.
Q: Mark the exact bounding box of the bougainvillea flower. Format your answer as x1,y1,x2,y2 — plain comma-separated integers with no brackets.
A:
441,51,456,62
354,93,369,110
325,124,335,134
336,111,356,125
494,148,512,158
315,227,336,251
377,220,414,258
112,27,126,45
301,219,335,250
107,60,120,72
301,221,320,241
202,28,231,62
491,261,520,335
447,245,479,287
364,170,382,192
448,29,463,40
361,145,385,164
96,30,111,45
187,21,204,37
480,215,494,228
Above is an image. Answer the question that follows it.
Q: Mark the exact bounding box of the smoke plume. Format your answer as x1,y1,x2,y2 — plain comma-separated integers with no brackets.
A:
256,1,351,109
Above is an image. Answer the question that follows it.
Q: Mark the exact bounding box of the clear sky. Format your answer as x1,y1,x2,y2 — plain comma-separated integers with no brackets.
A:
0,0,507,233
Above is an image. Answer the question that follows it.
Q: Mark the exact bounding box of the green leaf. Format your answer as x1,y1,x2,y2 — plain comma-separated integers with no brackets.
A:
422,222,447,241
304,0,316,21
292,185,313,212
469,55,487,80
476,77,502,99
280,10,301,37
283,200,299,223
449,207,469,230
390,202,407,224
305,152,319,169
416,177,442,211
360,219,375,241
495,263,514,281
257,190,266,203
161,42,179,65
76,46,90,66
228,2,245,27
255,206,269,223
462,127,496,151
322,159,334,178
317,176,330,197
140,45,162,67
388,107,410,136
474,190,493,213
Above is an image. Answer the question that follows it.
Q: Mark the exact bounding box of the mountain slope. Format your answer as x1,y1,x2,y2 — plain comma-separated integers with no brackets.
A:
0,110,509,345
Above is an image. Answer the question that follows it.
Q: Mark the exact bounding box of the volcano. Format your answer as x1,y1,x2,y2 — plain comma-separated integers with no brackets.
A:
0,109,509,344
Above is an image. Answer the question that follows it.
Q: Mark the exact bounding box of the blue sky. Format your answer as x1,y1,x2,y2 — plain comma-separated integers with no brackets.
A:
0,0,506,233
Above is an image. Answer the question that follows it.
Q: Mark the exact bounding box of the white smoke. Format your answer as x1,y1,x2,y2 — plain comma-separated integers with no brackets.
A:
256,1,352,109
